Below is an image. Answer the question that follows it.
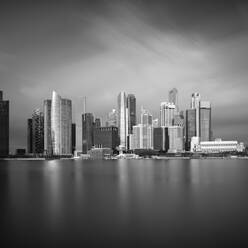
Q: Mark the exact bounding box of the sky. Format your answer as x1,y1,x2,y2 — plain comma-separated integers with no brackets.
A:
0,0,248,152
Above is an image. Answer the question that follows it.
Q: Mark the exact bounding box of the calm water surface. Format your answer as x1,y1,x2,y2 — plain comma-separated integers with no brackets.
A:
1,159,248,247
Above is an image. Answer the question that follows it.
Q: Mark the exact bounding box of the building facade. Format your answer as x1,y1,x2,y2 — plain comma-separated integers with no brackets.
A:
51,91,72,155
27,118,33,154
32,109,44,154
200,101,211,142
106,109,117,127
93,126,119,150
191,93,201,137
0,90,9,156
160,102,175,127
71,123,76,155
82,113,94,154
186,109,196,151
169,88,179,113
127,94,136,134
153,127,169,152
44,99,52,155
168,126,184,153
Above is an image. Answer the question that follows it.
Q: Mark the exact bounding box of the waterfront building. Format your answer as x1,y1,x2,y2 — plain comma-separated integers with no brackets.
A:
43,99,52,155
32,109,44,154
198,139,245,153
160,102,175,127
190,136,200,152
153,127,169,152
27,118,33,154
106,109,117,127
93,126,119,150
127,94,136,134
117,92,128,149
71,123,76,155
200,101,211,141
82,113,94,154
168,126,184,153
169,88,179,113
0,90,9,156
51,91,72,155
88,147,113,159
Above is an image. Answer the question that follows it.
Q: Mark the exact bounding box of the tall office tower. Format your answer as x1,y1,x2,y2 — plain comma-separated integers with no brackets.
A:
186,109,196,151
32,109,44,154
43,99,52,155
82,113,94,154
27,118,33,154
51,91,72,155
71,123,76,154
0,90,9,156
200,101,211,141
160,102,176,127
117,92,128,149
191,93,201,137
95,118,101,128
153,127,169,152
141,107,152,125
173,114,184,127
169,88,179,112
168,126,184,153
106,109,117,127
127,94,136,134
93,126,119,150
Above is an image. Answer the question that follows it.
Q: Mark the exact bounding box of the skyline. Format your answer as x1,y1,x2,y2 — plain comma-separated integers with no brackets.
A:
1,0,248,151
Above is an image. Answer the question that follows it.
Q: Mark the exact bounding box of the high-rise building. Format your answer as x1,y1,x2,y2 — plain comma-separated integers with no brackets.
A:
44,99,52,155
93,126,119,150
51,91,72,155
71,123,76,154
82,113,94,154
106,109,117,127
186,109,196,151
160,102,175,127
117,92,128,149
153,127,169,152
0,90,9,156
168,126,184,153
200,101,211,141
32,109,44,154
131,108,153,150
127,94,136,134
95,118,101,128
27,118,33,154
169,88,179,112
191,93,201,137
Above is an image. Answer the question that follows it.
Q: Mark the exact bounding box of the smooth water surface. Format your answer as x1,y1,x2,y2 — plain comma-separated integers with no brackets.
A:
1,159,248,247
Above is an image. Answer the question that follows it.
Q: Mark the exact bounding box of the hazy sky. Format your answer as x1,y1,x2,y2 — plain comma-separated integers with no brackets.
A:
1,0,248,151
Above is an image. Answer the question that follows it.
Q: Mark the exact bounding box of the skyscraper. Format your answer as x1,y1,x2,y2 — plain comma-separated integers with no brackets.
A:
200,101,211,141
32,109,44,154
160,102,175,127
82,113,94,154
186,109,196,151
191,93,201,137
153,127,169,152
117,92,128,149
168,126,184,153
44,99,52,155
27,118,33,154
71,123,76,154
0,90,9,156
106,109,117,127
95,118,101,128
127,94,136,134
51,91,72,155
169,88,179,112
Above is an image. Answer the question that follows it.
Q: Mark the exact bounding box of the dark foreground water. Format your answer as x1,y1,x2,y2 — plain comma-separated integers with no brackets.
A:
1,159,248,247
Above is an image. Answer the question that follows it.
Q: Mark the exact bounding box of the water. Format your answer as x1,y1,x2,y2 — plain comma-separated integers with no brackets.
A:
1,159,248,247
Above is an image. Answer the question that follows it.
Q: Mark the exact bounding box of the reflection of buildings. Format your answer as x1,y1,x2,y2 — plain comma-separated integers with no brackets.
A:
0,90,9,156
